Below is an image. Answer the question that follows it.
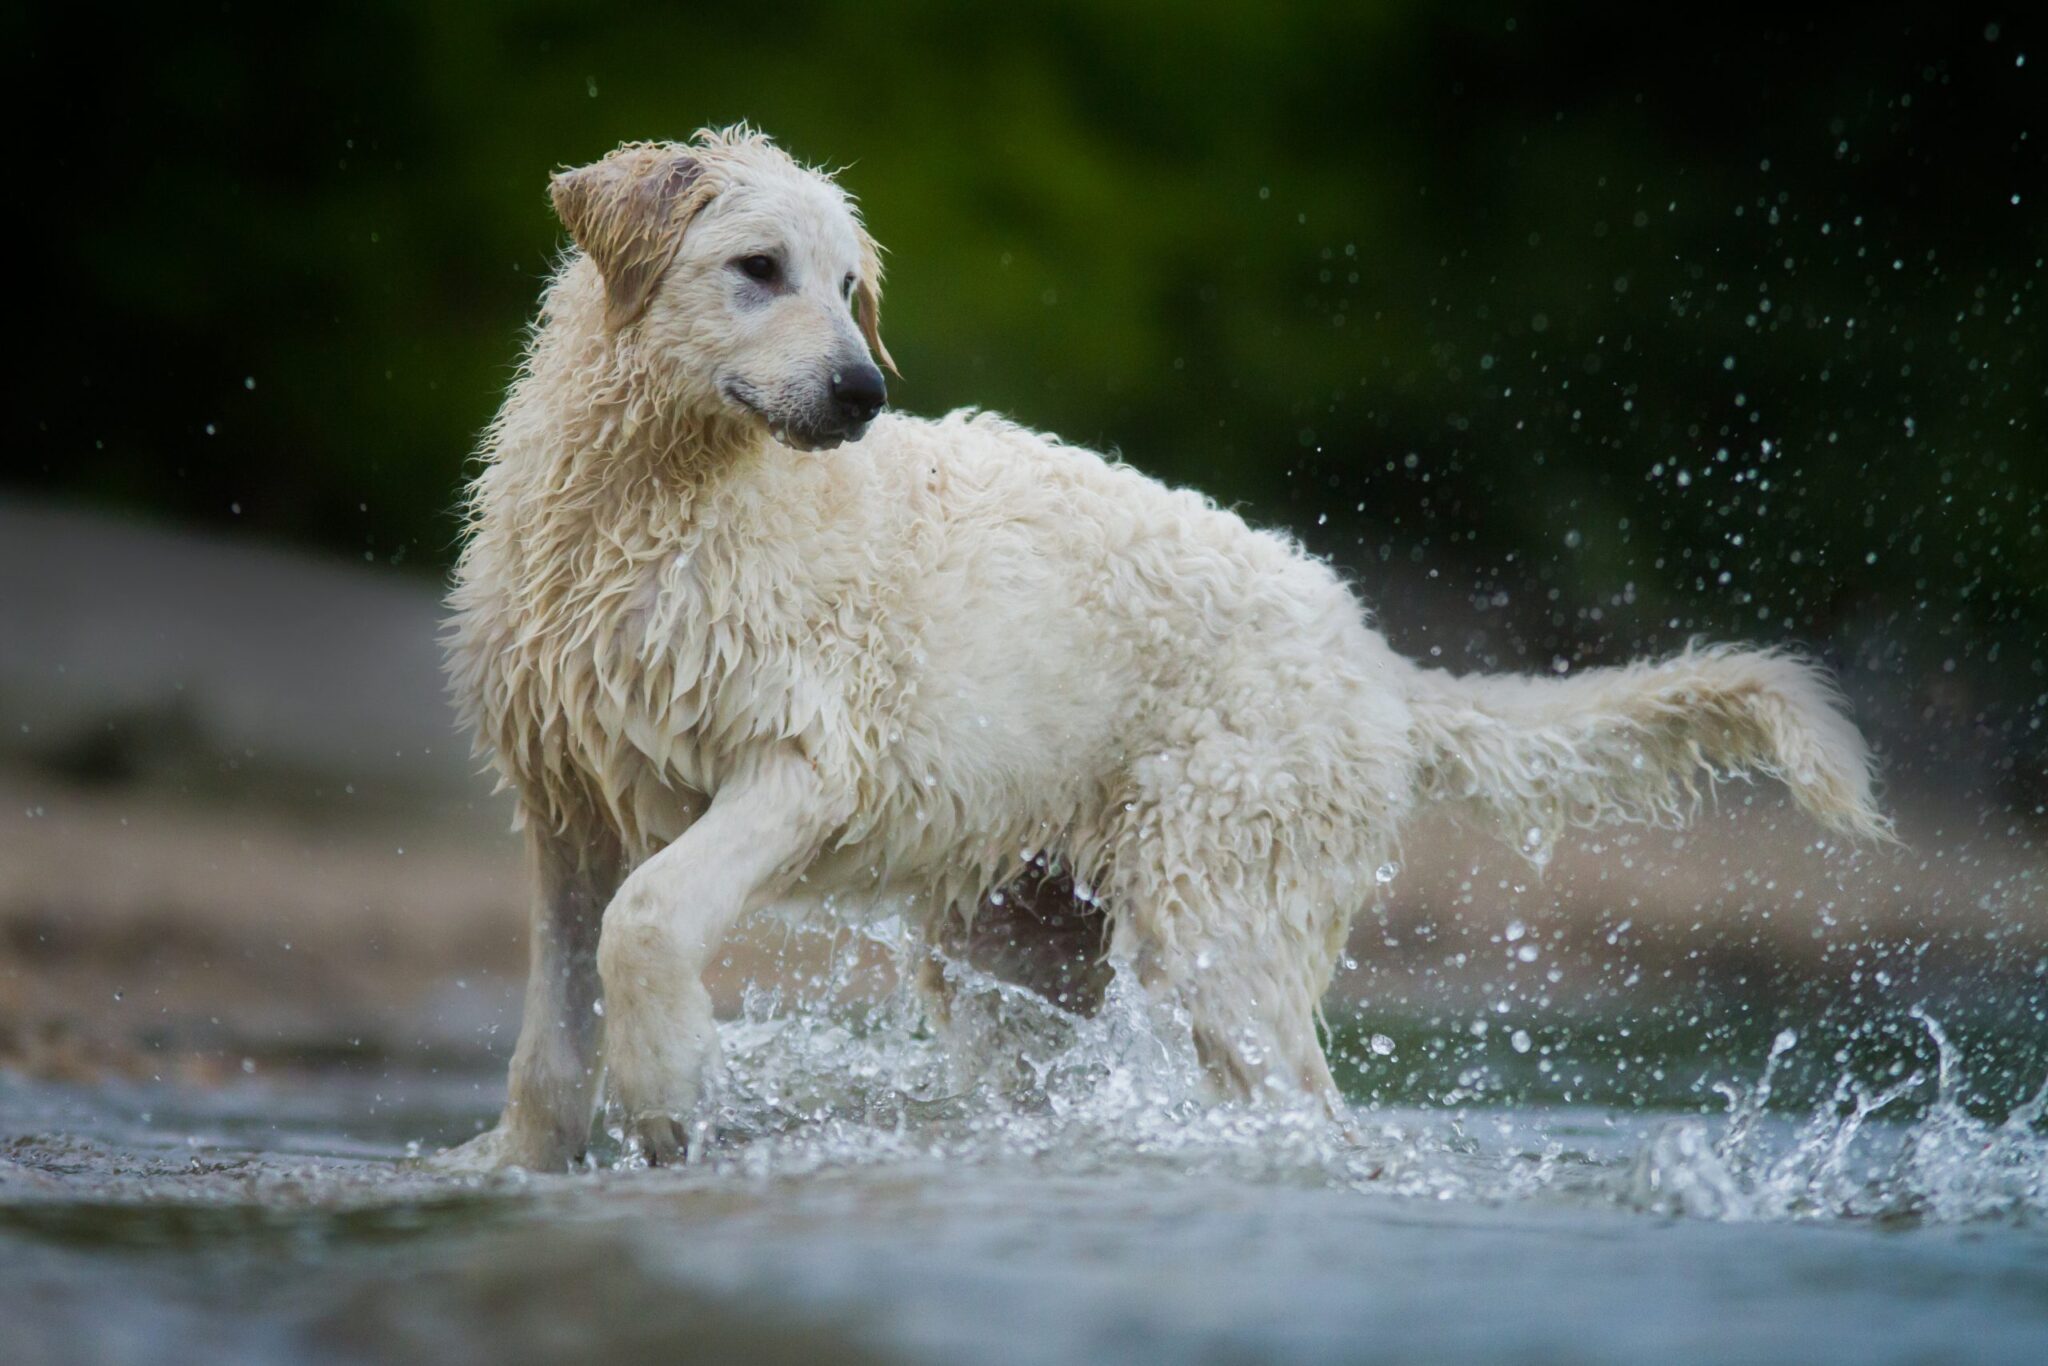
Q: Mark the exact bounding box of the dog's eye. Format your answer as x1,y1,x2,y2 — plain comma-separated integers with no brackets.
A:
842,272,857,300
738,254,780,284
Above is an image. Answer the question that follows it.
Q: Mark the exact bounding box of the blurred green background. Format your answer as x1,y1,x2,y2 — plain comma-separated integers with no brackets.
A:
13,0,2046,802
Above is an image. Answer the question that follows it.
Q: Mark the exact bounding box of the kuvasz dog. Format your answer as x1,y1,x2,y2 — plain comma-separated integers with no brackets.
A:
434,127,1884,1170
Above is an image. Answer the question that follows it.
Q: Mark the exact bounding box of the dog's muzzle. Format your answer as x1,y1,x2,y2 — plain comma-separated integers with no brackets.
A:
723,362,887,452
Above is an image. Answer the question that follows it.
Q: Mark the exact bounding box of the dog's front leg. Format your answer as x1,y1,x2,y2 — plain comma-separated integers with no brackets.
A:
427,821,622,1172
597,744,834,1164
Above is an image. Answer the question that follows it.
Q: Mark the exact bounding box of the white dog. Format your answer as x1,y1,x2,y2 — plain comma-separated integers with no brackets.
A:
434,127,1884,1171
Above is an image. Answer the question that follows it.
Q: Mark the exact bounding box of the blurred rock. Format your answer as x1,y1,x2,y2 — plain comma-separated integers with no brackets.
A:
0,498,492,811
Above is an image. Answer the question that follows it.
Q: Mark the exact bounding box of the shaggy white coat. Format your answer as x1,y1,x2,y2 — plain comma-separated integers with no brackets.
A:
435,128,1885,1171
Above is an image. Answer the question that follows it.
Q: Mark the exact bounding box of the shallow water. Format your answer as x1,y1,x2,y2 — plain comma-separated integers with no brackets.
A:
6,940,2048,1365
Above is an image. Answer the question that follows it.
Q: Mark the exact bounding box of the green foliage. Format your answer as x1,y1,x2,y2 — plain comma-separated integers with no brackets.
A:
15,2,2045,768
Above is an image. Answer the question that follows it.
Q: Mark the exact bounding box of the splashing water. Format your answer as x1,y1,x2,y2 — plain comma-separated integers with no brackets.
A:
639,913,1350,1186
617,914,2048,1226
8,917,2047,1366
1625,1011,2048,1224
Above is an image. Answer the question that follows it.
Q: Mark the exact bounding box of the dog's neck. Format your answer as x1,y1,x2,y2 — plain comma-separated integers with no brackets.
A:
466,288,787,622
585,395,761,486
499,263,770,492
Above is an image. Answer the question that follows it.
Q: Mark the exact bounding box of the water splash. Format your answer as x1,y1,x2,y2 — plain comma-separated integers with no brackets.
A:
647,912,1382,1187
610,915,2047,1225
1623,1009,2048,1223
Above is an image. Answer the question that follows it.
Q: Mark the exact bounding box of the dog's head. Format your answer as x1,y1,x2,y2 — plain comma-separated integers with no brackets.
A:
549,128,895,451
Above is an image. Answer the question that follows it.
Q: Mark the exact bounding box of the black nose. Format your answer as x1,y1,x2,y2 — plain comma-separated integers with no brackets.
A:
829,361,887,427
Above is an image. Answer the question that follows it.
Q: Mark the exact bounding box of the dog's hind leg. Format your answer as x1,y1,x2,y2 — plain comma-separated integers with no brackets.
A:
596,744,838,1165
1178,954,1342,1110
427,820,622,1172
1112,817,1354,1112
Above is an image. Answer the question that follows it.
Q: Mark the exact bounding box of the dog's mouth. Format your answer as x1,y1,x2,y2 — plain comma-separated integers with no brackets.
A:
720,379,868,453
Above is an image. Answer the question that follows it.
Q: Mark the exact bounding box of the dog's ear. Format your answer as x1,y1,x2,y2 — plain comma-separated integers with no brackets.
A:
854,230,899,377
549,145,711,331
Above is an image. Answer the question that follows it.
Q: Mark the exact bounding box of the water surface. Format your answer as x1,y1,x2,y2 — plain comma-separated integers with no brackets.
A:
6,960,2046,1366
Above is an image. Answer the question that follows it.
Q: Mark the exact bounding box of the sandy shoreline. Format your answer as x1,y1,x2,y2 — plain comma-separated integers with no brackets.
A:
4,762,2037,1085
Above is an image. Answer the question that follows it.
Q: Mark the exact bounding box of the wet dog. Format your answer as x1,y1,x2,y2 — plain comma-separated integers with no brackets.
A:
434,127,1884,1170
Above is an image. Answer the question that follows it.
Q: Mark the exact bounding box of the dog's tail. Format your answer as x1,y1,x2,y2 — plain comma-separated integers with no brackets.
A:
1404,643,1888,853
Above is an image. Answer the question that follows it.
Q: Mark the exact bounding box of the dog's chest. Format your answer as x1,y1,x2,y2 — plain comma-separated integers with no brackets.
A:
467,509,891,851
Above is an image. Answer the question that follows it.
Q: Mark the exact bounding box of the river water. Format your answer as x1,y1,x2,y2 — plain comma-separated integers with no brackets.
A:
5,935,2047,1365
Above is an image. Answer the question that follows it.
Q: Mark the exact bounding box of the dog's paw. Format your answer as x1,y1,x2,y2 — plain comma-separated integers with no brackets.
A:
617,1111,690,1167
419,1124,571,1175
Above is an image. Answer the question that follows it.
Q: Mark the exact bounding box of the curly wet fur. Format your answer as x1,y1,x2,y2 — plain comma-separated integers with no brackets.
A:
437,129,1884,1170
1410,644,1889,847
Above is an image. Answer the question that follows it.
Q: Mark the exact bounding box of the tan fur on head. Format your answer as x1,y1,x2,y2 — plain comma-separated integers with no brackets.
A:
547,127,894,376
855,235,897,377
549,144,715,331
